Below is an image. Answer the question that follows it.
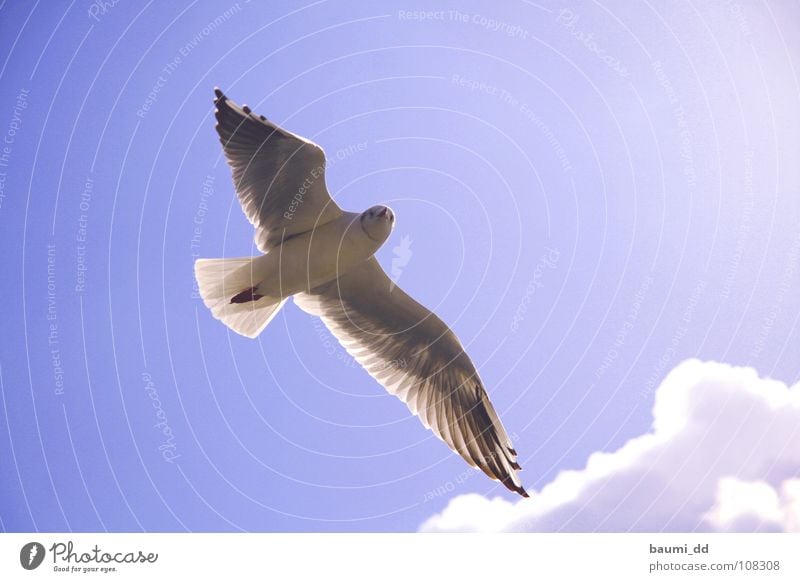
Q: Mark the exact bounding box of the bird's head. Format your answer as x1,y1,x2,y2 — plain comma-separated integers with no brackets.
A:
360,205,395,243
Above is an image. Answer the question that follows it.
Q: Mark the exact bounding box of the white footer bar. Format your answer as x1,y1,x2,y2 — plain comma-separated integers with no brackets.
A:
1,533,798,581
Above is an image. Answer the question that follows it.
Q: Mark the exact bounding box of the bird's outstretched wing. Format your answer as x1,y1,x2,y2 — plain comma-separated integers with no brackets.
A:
294,257,527,497
214,88,342,251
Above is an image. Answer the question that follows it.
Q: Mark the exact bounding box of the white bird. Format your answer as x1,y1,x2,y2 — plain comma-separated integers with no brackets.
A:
195,88,528,497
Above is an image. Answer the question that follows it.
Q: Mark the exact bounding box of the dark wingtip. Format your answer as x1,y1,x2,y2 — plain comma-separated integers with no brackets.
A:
511,461,522,471
213,89,228,120
509,482,529,498
500,473,529,498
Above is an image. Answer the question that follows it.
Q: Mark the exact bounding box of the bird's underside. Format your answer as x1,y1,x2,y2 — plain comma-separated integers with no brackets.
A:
193,87,528,497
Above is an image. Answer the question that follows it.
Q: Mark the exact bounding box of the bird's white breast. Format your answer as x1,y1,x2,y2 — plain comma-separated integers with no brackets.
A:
253,212,384,298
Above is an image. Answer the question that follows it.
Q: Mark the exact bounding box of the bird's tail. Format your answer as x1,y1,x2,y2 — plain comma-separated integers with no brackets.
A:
194,257,286,338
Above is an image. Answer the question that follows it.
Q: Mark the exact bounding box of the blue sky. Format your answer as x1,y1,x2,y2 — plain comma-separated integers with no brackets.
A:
0,0,798,532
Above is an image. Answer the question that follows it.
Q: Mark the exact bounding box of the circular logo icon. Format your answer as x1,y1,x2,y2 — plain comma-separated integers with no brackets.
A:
20,542,45,570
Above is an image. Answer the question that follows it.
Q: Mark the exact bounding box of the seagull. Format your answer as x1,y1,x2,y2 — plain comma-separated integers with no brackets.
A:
195,88,528,497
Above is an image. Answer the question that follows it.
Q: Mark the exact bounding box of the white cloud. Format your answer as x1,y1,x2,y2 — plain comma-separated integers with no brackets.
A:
702,477,800,532
419,359,800,532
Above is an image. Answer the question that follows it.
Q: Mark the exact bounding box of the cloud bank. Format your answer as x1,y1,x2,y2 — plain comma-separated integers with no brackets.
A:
420,360,800,532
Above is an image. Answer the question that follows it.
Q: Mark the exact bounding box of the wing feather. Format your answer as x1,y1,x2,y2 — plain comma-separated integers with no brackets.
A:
294,257,527,497
213,88,342,251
